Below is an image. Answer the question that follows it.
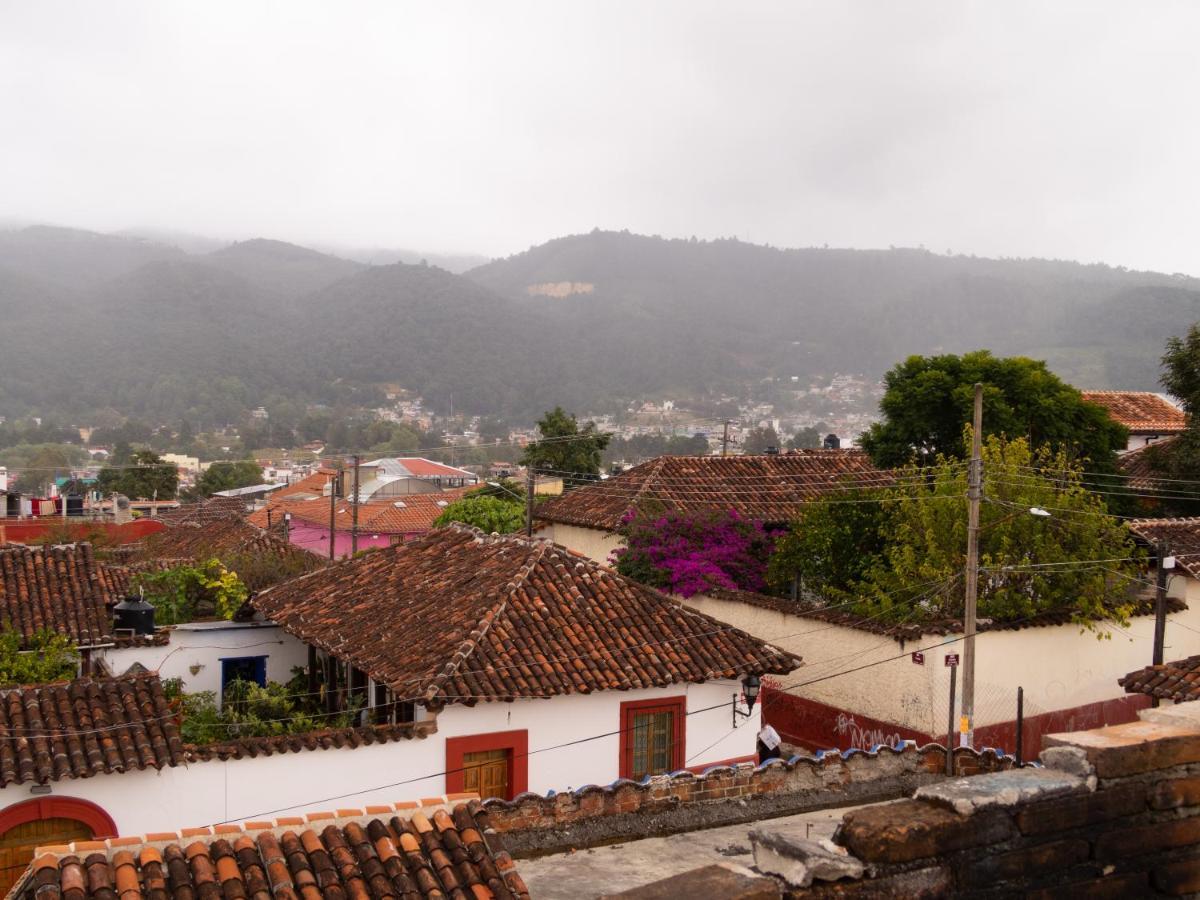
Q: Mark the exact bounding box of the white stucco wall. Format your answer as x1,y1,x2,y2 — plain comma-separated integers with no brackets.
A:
684,592,1200,736
534,523,623,566
0,680,754,835
101,622,310,700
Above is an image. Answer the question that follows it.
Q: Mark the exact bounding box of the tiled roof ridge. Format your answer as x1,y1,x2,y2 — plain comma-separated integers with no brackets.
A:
0,670,161,697
1129,515,1200,526
628,454,669,510
477,740,1015,812
421,530,553,704
705,589,1185,638
183,718,438,762
29,794,483,859
1118,654,1200,703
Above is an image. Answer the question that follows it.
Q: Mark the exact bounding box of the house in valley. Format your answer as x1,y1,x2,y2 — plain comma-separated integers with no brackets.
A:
1082,389,1186,451
533,450,886,564
245,488,471,557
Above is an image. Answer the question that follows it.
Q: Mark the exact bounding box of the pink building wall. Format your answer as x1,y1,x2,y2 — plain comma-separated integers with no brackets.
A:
286,520,406,558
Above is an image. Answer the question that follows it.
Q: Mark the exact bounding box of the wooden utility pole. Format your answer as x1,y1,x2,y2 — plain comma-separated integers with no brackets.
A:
350,454,360,556
945,661,958,775
328,470,337,561
961,382,983,749
525,465,535,538
1153,540,1171,666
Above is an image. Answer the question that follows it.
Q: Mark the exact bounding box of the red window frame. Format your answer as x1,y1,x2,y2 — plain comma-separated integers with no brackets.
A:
619,695,686,780
445,729,529,800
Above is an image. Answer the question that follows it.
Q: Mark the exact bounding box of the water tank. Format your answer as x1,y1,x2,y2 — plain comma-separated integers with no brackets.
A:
114,596,156,635
823,433,841,450
764,446,780,455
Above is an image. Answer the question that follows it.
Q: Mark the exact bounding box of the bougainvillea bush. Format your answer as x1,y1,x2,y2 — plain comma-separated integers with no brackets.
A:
611,507,774,597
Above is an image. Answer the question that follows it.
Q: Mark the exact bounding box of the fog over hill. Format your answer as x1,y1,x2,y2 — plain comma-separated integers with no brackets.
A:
1,224,1197,425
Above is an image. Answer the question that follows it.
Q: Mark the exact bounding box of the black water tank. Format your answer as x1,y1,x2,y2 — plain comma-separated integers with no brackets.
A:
823,433,841,450
764,446,780,455
114,596,156,635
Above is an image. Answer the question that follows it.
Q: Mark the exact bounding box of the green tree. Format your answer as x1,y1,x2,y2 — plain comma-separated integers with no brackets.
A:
0,629,79,686
96,449,179,500
860,351,1128,471
133,559,248,624
741,425,781,455
767,486,890,598
854,434,1139,627
1150,323,1200,497
434,494,525,534
786,426,823,450
185,460,264,500
520,407,611,489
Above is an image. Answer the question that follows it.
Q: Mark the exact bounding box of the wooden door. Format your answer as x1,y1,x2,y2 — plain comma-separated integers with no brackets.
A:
462,748,510,800
0,817,93,893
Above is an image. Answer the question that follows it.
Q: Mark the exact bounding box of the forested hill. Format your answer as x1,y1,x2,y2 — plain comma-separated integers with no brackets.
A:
466,230,1200,393
1,225,1198,425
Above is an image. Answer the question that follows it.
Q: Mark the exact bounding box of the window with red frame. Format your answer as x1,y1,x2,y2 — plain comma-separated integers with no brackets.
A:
620,696,686,780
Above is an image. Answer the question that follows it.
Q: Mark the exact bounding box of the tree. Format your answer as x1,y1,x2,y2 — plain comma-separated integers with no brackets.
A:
0,629,78,687
786,426,823,450
612,508,774,597
850,434,1139,627
1161,323,1200,415
741,425,781,455
185,460,264,500
521,407,610,489
96,449,179,500
860,351,1128,471
133,559,248,624
767,486,890,598
434,494,525,534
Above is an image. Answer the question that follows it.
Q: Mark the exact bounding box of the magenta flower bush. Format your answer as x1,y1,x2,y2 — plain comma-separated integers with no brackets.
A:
611,507,774,597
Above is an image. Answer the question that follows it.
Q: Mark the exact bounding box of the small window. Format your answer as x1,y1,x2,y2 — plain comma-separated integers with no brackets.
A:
620,697,685,780
221,656,266,692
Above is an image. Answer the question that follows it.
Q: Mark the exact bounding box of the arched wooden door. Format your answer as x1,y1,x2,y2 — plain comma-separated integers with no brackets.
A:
0,799,116,894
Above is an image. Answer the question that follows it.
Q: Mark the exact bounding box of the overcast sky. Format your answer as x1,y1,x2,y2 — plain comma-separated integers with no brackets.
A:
2,2,1198,270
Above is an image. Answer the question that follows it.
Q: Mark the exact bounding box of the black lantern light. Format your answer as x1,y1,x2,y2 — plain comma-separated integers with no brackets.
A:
733,674,763,726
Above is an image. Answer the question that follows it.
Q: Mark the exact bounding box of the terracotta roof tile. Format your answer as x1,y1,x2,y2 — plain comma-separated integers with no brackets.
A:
1119,655,1200,703
0,543,111,647
251,525,801,707
22,803,529,900
134,518,324,576
271,470,338,501
707,589,1183,638
1117,437,1177,491
535,451,888,530
154,496,248,526
0,674,184,787
1127,517,1200,578
247,488,472,535
1081,390,1186,433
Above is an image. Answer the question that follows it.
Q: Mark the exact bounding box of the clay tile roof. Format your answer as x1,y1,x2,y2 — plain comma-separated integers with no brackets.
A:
20,802,530,900
0,674,184,786
1119,655,1200,703
0,543,111,647
1081,390,1186,433
271,470,337,500
1117,436,1178,491
135,517,323,573
534,451,888,531
154,495,248,526
246,488,472,535
1127,518,1200,578
366,457,477,479
251,525,801,707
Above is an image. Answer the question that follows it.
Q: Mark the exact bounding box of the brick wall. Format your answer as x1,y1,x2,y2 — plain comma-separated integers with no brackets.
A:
480,742,1013,856
762,700,1200,897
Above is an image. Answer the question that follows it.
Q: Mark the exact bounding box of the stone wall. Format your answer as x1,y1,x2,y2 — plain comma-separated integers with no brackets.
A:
480,742,1013,857
750,700,1200,897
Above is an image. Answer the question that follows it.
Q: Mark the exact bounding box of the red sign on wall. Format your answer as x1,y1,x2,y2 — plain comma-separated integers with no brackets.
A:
945,653,960,667
911,651,925,665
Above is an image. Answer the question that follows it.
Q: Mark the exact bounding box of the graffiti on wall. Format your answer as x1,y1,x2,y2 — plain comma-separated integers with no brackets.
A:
834,712,902,750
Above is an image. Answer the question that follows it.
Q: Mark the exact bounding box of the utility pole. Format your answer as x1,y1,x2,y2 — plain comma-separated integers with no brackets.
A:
721,420,731,457
525,464,535,538
961,382,983,749
351,454,360,556
328,470,337,562
1153,540,1172,666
